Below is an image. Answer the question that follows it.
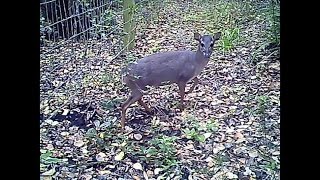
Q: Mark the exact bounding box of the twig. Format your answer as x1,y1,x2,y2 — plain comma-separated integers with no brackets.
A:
265,49,279,60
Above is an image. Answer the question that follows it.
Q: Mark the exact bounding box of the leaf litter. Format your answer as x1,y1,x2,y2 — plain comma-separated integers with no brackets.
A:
40,0,279,179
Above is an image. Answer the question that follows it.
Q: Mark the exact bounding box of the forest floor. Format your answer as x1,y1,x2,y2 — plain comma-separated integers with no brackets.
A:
40,0,280,179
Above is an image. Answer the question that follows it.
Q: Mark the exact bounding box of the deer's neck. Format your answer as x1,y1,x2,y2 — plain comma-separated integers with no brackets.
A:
195,50,210,65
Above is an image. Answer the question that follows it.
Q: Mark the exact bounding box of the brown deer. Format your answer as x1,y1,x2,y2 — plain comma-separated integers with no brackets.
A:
120,32,221,129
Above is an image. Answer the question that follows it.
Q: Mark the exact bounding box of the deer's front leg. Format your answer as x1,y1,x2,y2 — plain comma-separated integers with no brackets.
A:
178,82,186,110
186,77,199,94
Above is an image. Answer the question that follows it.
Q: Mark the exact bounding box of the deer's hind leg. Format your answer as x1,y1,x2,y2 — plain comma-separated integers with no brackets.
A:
121,77,144,130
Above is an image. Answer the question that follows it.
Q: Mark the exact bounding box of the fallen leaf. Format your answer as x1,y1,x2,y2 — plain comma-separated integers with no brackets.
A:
143,171,149,180
234,131,244,139
211,100,224,106
220,133,225,142
46,144,54,150
237,125,249,129
133,162,143,170
203,132,212,139
81,146,89,154
115,151,125,161
96,152,107,162
111,143,119,146
42,168,56,176
272,151,280,155
62,109,69,116
208,160,214,168
99,132,104,139
107,165,116,169
248,150,259,158
120,142,127,147
226,127,235,133
213,148,219,154
81,174,92,180
46,120,59,126
134,133,143,140
226,172,238,179
99,170,111,175
60,131,69,136
125,126,133,132
42,176,52,180
51,121,59,126
184,143,194,150
239,158,246,164
74,140,85,147
243,167,253,176
206,156,214,167
213,144,225,154
154,168,162,175
93,120,100,128
147,170,153,177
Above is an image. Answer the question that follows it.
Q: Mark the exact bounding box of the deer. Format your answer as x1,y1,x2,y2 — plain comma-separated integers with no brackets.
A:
120,32,221,130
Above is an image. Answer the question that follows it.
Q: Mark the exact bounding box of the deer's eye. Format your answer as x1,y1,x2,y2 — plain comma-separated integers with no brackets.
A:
210,43,214,47
201,43,205,47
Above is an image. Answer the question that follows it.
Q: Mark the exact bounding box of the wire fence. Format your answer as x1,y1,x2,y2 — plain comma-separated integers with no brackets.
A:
40,0,149,122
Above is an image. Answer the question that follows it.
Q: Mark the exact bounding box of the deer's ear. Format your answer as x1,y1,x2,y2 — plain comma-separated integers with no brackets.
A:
194,32,201,41
213,32,222,40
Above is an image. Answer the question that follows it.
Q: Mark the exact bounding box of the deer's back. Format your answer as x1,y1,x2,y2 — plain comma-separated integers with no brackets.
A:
124,50,198,89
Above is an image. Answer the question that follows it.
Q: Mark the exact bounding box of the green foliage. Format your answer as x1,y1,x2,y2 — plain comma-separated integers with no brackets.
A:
86,128,98,138
102,98,123,110
150,136,176,156
221,27,240,52
182,0,245,53
215,153,230,166
256,95,270,115
126,134,178,171
40,150,65,164
103,9,117,27
206,119,219,132
125,53,136,64
263,160,278,171
182,115,218,143
263,0,280,45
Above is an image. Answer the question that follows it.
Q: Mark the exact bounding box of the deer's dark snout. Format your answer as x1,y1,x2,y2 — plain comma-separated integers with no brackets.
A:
200,42,213,58
203,51,211,58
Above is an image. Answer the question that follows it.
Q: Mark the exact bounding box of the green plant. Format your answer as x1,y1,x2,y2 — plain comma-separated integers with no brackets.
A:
262,0,280,45
103,9,117,27
215,153,229,166
40,150,65,164
102,98,123,110
221,27,240,52
262,159,278,171
124,53,136,64
149,135,177,158
256,95,270,115
182,115,218,143
184,127,206,142
133,135,178,171
206,119,219,132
